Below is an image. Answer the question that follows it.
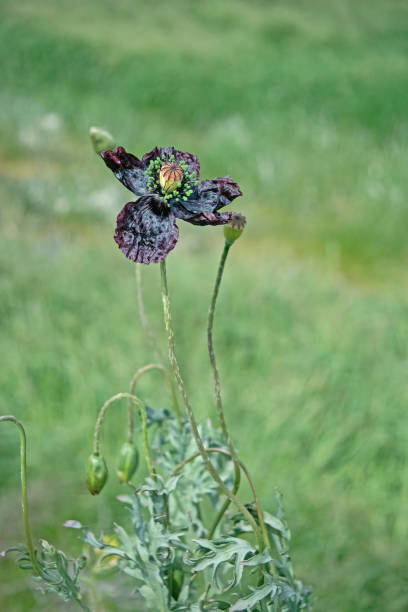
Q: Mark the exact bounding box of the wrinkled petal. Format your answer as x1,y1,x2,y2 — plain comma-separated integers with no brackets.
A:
171,203,233,226
101,147,148,196
197,177,242,209
114,197,179,264
141,146,200,179
174,176,242,215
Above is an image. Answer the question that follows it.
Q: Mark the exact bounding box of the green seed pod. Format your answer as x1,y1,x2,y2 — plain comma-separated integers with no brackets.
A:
117,441,139,484
89,126,115,154
223,213,246,245
86,452,108,495
159,162,184,195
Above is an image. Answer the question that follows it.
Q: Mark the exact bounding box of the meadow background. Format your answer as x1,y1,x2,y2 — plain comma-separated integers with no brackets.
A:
1,0,408,610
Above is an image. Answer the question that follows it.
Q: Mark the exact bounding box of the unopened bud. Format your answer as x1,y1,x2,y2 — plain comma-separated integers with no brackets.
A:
86,452,108,495
117,441,139,484
224,213,246,245
159,162,183,194
89,126,115,155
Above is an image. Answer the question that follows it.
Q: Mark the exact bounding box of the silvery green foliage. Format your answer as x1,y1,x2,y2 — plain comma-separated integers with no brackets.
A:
68,413,236,610
6,540,89,610
75,412,310,610
186,537,254,592
187,518,311,611
153,414,233,536
229,571,311,611
74,494,190,611
8,410,311,610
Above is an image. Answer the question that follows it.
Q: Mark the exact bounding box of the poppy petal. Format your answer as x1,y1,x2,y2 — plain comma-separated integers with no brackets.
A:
197,177,242,210
101,147,148,196
114,197,179,264
173,176,242,215
171,203,232,226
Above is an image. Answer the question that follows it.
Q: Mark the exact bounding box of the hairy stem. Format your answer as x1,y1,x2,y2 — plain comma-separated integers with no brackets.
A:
0,415,40,575
127,364,181,436
136,264,165,362
207,242,271,549
208,462,241,538
173,447,241,536
172,446,266,539
1,416,92,610
135,264,181,425
93,392,154,478
160,261,264,550
208,243,231,443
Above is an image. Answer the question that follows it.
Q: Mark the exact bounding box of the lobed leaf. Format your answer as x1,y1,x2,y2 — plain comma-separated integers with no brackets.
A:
187,537,254,593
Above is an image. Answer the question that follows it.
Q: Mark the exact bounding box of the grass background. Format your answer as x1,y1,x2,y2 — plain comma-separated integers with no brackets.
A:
1,0,408,609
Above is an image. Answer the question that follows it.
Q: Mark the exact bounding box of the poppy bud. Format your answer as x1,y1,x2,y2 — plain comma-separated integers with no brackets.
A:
86,452,108,495
117,441,139,484
223,213,246,245
89,126,115,155
159,162,183,194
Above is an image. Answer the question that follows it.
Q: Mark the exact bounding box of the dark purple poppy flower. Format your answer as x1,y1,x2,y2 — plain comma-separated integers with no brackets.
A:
100,145,242,264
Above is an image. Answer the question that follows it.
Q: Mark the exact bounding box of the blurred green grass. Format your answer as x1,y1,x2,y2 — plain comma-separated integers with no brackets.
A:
1,0,408,610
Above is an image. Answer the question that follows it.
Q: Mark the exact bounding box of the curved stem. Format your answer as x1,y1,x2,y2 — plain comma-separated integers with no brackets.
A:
207,242,271,549
1,416,92,610
0,415,40,575
172,446,265,539
127,364,181,436
160,261,264,550
209,461,240,538
93,392,154,478
135,265,181,425
173,447,241,537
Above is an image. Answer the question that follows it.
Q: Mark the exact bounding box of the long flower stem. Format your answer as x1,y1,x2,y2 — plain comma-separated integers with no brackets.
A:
208,242,270,549
1,416,91,610
208,243,231,442
0,415,40,575
127,364,182,437
172,447,265,539
208,462,241,539
160,261,264,550
173,447,241,537
93,392,154,478
136,264,165,362
135,264,181,424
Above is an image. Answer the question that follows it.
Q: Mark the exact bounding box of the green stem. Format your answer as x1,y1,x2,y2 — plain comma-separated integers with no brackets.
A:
127,364,181,436
0,415,40,575
160,261,264,550
173,447,241,536
173,446,237,475
136,264,165,362
207,242,271,549
172,446,265,540
209,461,241,538
93,392,154,478
208,243,231,440
135,264,181,424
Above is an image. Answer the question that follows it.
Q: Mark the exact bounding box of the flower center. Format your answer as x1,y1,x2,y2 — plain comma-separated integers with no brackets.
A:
160,162,184,194
146,153,199,204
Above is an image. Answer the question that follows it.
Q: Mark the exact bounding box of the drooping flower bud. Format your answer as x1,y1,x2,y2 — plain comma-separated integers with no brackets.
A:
223,213,246,245
159,162,184,194
86,452,108,495
117,441,139,484
89,126,115,155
